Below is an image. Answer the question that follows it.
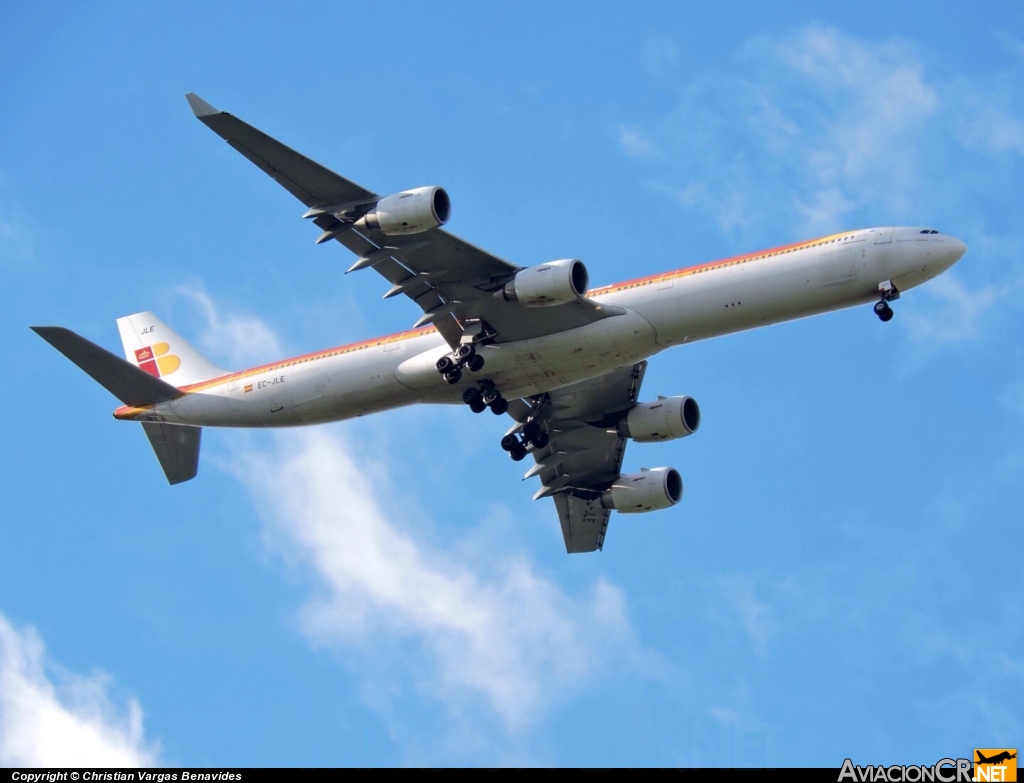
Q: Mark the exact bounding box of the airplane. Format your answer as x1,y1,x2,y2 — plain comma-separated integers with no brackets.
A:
32,93,968,553
976,751,1017,765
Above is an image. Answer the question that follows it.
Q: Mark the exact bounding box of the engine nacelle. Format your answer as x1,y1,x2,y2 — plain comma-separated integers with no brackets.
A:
500,258,589,307
600,467,683,513
355,186,451,235
618,396,700,443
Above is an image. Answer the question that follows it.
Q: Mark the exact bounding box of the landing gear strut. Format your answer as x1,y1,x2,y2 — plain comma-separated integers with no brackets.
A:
435,343,486,383
874,280,899,322
499,415,550,462
462,380,508,415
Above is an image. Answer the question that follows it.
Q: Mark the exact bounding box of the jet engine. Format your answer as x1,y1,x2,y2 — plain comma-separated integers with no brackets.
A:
618,396,701,443
600,467,683,513
355,186,451,235
499,258,589,307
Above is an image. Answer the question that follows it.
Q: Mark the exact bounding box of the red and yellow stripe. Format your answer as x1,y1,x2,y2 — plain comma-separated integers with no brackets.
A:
588,230,850,297
113,230,856,419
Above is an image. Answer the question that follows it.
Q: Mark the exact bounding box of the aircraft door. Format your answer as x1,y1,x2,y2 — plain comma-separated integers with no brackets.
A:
820,243,859,287
290,360,328,408
225,372,245,413
874,228,893,244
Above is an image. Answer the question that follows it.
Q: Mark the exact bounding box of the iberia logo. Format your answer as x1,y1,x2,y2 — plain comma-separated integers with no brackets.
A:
975,749,1017,782
135,343,181,378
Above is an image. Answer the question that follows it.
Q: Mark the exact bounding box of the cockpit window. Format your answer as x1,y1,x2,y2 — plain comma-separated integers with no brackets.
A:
930,230,940,234
920,229,941,234
920,229,929,234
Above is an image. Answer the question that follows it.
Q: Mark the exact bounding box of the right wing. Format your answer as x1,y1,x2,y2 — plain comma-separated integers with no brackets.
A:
186,94,623,348
510,361,647,553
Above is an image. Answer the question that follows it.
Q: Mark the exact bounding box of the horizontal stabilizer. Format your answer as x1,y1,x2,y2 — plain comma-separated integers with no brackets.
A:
142,422,201,484
31,326,181,407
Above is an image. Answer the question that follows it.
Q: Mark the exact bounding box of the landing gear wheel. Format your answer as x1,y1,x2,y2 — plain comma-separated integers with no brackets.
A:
481,388,500,406
530,432,550,450
522,421,541,442
469,399,487,414
874,300,894,322
500,434,519,451
444,369,463,385
436,356,455,374
462,387,481,405
490,397,509,415
466,354,485,373
456,343,475,362
510,445,528,462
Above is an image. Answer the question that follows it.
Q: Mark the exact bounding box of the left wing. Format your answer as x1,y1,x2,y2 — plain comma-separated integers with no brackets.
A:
186,94,622,348
509,361,647,553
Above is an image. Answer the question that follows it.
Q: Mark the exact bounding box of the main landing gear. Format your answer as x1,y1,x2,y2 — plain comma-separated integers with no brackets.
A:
462,381,508,416
874,280,900,323
435,342,486,385
499,419,549,462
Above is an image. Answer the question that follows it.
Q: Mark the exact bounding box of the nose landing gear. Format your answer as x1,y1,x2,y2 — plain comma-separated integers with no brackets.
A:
874,280,900,322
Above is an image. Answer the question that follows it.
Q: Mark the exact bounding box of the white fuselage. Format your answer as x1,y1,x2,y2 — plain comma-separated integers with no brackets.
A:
116,227,966,427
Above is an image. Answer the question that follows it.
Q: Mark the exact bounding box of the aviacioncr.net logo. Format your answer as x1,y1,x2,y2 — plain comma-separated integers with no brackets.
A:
839,758,973,782
974,749,1017,782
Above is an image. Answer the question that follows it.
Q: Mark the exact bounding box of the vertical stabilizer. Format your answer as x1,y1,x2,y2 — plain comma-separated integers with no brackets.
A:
116,312,225,387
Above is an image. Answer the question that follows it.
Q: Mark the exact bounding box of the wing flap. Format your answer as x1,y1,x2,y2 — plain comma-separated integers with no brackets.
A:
517,362,647,553
554,494,610,554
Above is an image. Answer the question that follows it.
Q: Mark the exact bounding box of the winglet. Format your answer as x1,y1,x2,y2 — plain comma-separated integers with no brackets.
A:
185,93,220,118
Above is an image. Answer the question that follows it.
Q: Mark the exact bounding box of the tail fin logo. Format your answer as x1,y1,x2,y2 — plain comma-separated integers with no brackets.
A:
134,343,181,378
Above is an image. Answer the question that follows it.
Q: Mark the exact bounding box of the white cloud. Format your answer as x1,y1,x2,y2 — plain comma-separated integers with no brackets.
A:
177,287,640,733
618,26,1024,353
617,125,662,161
996,31,1024,62
624,26,1023,236
641,37,678,77
232,427,634,730
901,272,1005,350
952,88,1024,157
0,206,35,264
704,571,830,658
175,286,283,368
1000,378,1024,417
0,612,158,767
706,574,779,656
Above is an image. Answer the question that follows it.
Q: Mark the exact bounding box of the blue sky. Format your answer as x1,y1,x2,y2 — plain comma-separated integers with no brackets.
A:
1,1,1022,767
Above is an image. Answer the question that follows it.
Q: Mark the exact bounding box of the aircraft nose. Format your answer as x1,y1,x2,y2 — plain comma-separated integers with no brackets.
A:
949,236,968,263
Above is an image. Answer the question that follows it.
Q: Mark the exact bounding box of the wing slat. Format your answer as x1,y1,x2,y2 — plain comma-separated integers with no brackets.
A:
187,94,625,347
